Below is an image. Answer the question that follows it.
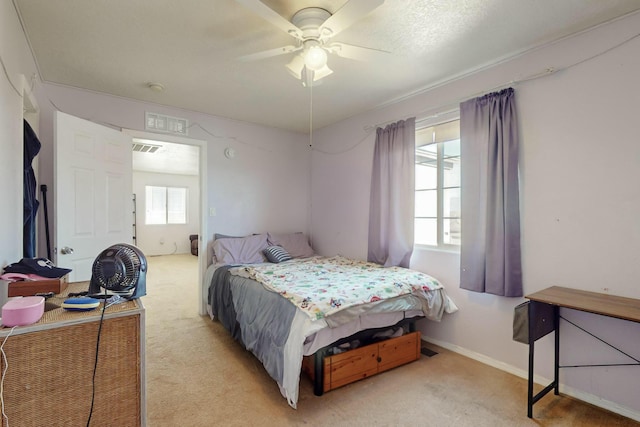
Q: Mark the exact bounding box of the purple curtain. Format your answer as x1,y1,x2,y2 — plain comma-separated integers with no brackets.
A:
459,88,522,296
368,118,415,268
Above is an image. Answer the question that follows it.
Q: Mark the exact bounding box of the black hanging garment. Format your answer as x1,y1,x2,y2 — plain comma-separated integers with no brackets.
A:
23,120,41,257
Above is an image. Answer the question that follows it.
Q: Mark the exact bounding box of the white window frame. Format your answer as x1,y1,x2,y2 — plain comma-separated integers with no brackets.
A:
145,185,188,225
414,111,461,251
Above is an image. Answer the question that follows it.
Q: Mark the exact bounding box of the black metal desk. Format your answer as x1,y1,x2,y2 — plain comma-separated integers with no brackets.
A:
525,286,640,418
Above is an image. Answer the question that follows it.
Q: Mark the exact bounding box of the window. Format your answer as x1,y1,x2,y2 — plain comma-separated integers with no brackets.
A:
145,186,187,225
415,119,461,248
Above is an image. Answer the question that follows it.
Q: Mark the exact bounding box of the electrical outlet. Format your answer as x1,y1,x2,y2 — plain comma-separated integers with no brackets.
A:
209,207,217,217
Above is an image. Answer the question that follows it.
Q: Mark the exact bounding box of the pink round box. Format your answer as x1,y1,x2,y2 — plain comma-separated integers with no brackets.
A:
2,296,45,327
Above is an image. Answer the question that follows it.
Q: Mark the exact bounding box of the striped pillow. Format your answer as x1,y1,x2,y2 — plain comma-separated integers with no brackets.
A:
263,245,292,263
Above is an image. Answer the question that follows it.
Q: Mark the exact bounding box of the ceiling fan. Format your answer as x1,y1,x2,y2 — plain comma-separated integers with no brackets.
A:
235,0,387,86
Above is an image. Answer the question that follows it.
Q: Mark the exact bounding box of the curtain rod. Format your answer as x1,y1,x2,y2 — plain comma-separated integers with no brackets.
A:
364,67,556,132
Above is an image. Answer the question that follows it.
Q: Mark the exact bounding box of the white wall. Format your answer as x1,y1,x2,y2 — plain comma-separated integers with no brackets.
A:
132,171,199,256
0,2,40,267
311,12,640,419
33,84,311,265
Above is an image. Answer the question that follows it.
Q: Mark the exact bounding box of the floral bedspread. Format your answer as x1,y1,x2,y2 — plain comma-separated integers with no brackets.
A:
232,256,444,320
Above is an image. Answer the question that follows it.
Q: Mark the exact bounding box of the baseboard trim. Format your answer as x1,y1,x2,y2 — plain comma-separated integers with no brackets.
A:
421,336,640,422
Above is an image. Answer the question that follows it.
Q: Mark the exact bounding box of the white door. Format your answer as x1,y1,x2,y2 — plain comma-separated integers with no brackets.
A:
54,111,132,282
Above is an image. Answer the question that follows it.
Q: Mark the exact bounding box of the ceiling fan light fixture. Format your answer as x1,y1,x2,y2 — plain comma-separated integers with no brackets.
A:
288,52,333,86
304,45,327,71
301,67,314,87
314,64,333,79
236,1,387,85
286,55,305,79
300,64,333,87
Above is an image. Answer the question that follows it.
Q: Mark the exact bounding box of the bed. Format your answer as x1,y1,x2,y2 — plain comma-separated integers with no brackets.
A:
206,232,458,408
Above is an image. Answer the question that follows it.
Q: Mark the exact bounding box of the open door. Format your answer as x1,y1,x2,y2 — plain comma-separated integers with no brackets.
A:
54,111,132,282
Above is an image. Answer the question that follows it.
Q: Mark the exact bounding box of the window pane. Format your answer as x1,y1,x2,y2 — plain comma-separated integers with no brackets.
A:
443,188,461,218
443,139,460,157
167,187,187,224
443,156,460,188
415,189,437,217
444,218,461,245
416,127,435,146
443,139,460,187
415,218,437,246
416,163,437,190
416,145,437,167
414,119,461,249
434,121,460,143
145,186,166,225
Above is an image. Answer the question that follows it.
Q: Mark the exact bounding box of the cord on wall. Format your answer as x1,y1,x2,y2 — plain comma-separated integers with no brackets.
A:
0,53,22,99
362,31,640,137
168,242,177,255
310,127,375,155
187,122,276,154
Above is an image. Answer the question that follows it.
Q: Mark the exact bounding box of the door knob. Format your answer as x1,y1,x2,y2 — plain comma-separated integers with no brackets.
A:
60,246,74,255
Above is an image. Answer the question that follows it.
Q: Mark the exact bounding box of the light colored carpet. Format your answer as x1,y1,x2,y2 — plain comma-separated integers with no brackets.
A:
144,254,639,426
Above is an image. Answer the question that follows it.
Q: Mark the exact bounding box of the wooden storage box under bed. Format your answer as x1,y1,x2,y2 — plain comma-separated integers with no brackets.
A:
302,331,421,394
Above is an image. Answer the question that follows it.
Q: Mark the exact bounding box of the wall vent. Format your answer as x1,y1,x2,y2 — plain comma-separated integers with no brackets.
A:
132,142,161,153
145,112,188,135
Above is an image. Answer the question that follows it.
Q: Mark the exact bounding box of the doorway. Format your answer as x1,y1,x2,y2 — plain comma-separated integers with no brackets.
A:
124,129,208,315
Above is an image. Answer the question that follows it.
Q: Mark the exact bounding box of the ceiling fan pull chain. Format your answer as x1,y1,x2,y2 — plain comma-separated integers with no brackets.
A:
309,83,313,148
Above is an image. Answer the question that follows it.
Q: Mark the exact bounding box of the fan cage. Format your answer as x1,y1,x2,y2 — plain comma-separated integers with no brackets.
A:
92,244,144,293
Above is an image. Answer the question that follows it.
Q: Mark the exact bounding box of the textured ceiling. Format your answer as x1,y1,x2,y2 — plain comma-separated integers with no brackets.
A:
14,0,640,133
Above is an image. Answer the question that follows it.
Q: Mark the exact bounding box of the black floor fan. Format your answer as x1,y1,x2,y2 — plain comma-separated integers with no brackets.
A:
88,243,147,299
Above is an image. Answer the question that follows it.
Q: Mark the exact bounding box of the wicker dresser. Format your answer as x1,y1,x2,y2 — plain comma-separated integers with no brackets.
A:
0,284,145,426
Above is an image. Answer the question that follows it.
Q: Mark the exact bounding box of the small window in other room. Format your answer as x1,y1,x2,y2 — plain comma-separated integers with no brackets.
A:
145,186,188,225
415,119,461,248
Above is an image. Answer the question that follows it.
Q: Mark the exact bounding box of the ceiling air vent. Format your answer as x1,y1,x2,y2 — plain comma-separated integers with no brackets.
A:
145,112,188,136
132,141,161,153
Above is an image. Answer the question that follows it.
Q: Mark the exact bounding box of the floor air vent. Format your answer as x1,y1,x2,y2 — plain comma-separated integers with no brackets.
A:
420,345,438,357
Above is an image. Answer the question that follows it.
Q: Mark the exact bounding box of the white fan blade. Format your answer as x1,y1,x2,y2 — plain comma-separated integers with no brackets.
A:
326,42,390,61
319,0,384,40
238,45,301,62
235,0,304,40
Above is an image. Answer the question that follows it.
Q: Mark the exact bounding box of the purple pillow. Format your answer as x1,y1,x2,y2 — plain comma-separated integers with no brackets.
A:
267,232,314,258
213,234,269,265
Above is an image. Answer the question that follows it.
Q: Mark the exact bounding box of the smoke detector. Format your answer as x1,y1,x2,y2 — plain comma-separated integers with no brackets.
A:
146,82,165,92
